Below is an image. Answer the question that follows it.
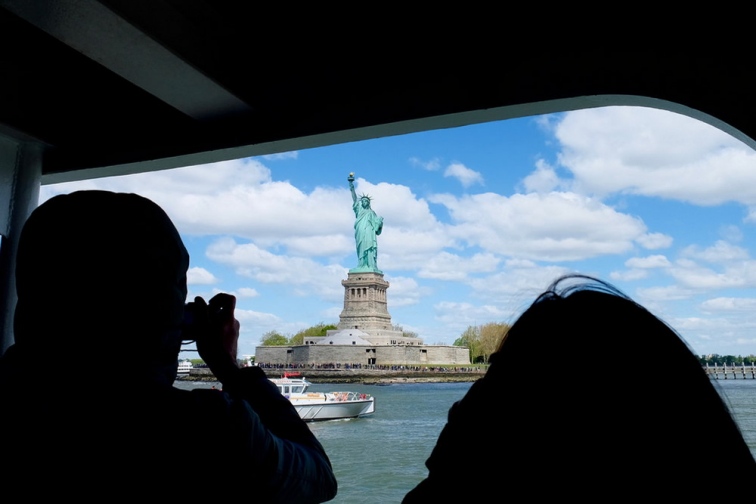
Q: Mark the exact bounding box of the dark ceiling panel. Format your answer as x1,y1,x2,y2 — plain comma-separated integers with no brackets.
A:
0,2,754,180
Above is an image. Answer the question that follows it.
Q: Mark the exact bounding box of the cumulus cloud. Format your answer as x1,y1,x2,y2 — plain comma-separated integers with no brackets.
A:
609,269,648,281
41,159,352,248
466,263,573,311
236,308,282,328
668,263,746,290
610,253,671,283
443,163,484,188
719,225,743,243
206,237,347,301
670,315,756,352
410,157,441,171
415,252,500,280
636,232,673,250
625,255,671,269
680,240,749,263
434,301,507,327
384,276,430,307
429,191,647,261
636,284,698,302
428,263,576,338
236,287,260,298
700,297,756,312
669,258,756,290
187,267,218,285
552,107,756,205
522,159,561,193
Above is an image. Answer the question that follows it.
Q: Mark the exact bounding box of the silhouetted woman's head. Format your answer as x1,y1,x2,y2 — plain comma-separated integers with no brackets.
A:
482,275,755,485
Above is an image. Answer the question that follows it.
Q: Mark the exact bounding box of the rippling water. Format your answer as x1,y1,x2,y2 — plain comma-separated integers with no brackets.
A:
307,382,471,503
178,379,756,503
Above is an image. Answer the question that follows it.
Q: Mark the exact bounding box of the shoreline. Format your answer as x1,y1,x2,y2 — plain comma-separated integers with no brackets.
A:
177,367,486,384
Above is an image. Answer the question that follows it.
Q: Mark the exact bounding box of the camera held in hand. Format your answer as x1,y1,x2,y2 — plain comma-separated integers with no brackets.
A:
180,300,205,343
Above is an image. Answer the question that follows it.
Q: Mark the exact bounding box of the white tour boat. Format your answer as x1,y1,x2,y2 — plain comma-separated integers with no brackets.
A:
176,359,193,376
270,373,375,422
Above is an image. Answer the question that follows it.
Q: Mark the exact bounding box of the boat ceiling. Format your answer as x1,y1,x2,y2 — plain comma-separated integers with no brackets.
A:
1,3,754,183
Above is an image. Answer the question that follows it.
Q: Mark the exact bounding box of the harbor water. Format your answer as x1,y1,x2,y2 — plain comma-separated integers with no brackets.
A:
178,379,756,502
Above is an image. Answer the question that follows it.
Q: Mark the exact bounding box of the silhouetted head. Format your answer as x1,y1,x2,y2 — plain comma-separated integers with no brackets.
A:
13,191,189,382
476,275,755,485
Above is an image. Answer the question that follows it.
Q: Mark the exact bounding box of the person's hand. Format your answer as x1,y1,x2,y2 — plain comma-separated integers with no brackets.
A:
194,293,241,383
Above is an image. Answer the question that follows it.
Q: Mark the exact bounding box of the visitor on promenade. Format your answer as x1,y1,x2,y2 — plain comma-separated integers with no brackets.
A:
403,276,755,501
0,191,337,501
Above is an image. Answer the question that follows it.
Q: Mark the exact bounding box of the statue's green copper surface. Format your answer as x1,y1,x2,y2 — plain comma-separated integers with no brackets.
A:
348,173,383,273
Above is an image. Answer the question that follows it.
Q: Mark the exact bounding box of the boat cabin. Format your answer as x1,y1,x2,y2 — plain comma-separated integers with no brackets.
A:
1,6,755,453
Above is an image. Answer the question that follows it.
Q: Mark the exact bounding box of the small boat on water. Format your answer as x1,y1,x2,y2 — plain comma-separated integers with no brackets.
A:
270,373,375,422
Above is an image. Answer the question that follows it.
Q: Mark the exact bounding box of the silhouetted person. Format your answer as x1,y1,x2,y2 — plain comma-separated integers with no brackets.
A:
403,276,755,501
0,191,337,502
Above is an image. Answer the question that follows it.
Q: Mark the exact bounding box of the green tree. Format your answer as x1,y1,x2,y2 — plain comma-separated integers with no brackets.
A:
454,325,481,363
261,330,289,346
289,322,338,345
453,323,509,363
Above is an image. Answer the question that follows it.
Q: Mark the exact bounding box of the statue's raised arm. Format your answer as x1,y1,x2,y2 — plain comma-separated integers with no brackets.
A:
348,172,357,204
347,173,383,274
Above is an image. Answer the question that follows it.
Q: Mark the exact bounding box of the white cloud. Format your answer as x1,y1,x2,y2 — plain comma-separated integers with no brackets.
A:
352,179,442,230
187,267,218,285
206,237,347,301
522,159,560,193
236,308,282,328
669,258,756,290
409,157,441,171
700,297,756,312
443,163,484,188
384,276,429,307
429,191,647,261
41,159,353,247
466,264,573,310
719,225,743,243
636,232,673,250
416,252,500,281
236,287,260,298
668,264,745,290
434,301,507,327
635,284,698,302
625,255,671,269
552,107,756,205
609,269,648,281
262,151,298,160
681,240,749,263
670,315,756,352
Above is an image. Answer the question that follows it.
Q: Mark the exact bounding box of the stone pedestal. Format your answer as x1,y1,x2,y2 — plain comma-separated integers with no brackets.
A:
338,272,392,331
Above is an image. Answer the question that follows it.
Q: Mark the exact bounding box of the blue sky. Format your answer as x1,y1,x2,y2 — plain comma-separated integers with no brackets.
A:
41,106,756,358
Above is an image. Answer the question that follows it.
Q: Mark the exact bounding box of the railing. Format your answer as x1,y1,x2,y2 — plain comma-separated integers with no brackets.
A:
705,363,756,379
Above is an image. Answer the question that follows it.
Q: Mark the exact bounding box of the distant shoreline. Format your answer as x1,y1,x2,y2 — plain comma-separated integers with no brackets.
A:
177,367,486,384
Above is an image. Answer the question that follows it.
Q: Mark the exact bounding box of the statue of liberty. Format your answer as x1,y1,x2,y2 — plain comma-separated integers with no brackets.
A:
348,173,383,273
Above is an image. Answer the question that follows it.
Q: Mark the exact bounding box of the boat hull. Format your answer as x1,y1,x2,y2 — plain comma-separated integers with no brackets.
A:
270,376,376,422
293,397,375,422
